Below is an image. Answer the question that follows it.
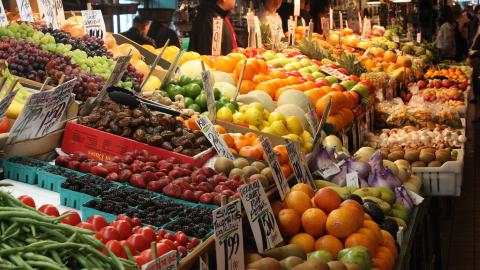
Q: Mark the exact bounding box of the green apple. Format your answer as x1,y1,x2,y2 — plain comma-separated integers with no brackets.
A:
300,58,311,67
274,53,286,59
309,65,320,72
324,76,339,84
262,51,275,60
292,62,303,70
307,250,333,262
351,83,370,98
284,63,295,71
340,80,357,90
232,111,245,123
312,71,324,79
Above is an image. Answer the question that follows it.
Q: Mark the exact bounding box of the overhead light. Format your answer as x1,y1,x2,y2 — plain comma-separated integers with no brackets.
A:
367,0,381,5
392,0,412,2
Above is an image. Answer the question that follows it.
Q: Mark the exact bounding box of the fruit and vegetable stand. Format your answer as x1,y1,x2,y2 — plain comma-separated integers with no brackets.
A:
0,7,469,270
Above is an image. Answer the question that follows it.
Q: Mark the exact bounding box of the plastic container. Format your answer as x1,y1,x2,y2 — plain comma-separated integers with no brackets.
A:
412,149,464,196
80,205,117,223
37,170,66,192
59,187,97,209
3,158,48,184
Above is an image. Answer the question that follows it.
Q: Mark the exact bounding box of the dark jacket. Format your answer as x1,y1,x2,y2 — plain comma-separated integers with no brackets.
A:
121,27,156,47
188,2,235,55
148,22,181,48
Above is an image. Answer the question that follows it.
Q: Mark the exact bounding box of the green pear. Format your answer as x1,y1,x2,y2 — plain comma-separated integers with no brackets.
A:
261,244,307,261
280,256,304,270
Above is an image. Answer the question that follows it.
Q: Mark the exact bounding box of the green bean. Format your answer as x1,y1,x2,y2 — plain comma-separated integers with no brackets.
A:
10,217,93,235
1,221,6,234
77,234,125,270
24,260,66,270
8,255,33,270
22,252,58,265
85,253,104,269
1,228,20,242
0,263,22,269
72,253,93,269
50,251,63,265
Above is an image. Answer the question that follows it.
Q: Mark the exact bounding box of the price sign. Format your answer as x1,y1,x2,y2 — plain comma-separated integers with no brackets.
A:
16,0,34,22
416,32,422,43
213,200,244,270
308,20,314,39
196,115,235,160
201,69,217,121
346,171,360,188
212,17,223,56
240,180,283,253
81,10,106,39
406,189,424,205
200,258,209,270
396,226,404,246
161,50,183,89
0,88,18,120
358,12,362,33
294,0,300,17
321,17,330,36
142,250,177,270
362,47,371,58
96,55,131,102
362,17,371,37
301,18,306,30
313,163,340,179
339,11,343,30
7,79,76,145
341,129,349,151
261,137,290,199
288,19,295,45
0,1,8,26
329,8,334,29
305,101,319,134
38,0,65,29
254,16,263,48
247,13,255,48
320,66,350,81
286,141,315,189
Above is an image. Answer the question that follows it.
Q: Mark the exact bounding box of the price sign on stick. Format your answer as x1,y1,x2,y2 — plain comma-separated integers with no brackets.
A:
416,33,422,43
212,17,223,56
234,60,247,100
254,16,263,48
7,79,76,145
0,1,8,26
305,101,319,134
16,0,34,22
82,10,106,40
240,180,283,253
142,250,177,270
261,137,290,199
346,171,360,188
288,18,295,45
294,0,300,16
358,12,362,33
140,40,169,91
161,50,183,89
309,96,333,165
38,0,65,29
196,115,235,160
286,141,316,189
201,65,217,121
213,200,244,270
96,55,131,101
321,17,330,37
308,20,314,39
0,80,19,120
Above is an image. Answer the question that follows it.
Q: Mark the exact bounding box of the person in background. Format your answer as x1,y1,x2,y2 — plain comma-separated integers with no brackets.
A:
148,18,181,48
120,16,156,46
310,0,330,34
189,0,237,55
258,0,284,39
278,0,312,30
452,4,469,60
435,6,456,61
468,12,480,106
467,6,480,48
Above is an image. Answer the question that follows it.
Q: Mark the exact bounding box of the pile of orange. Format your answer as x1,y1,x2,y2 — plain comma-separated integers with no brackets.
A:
256,76,302,98
230,58,269,94
275,185,398,270
275,81,316,100
424,68,467,81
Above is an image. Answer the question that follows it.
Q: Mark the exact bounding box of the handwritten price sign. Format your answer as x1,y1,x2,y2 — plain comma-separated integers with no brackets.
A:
211,17,223,56
286,141,315,190
0,1,8,26
213,200,244,270
81,10,106,40
261,137,289,199
240,180,282,253
196,115,234,160
201,70,217,121
142,250,177,270
16,0,34,22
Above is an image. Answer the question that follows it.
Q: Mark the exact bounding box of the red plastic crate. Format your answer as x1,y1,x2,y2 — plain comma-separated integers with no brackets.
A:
61,121,214,167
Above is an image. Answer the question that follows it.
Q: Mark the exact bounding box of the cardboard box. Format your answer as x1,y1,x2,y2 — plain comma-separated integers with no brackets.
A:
61,121,214,167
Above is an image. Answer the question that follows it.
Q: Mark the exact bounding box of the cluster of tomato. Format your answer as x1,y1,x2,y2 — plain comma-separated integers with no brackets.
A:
17,195,200,267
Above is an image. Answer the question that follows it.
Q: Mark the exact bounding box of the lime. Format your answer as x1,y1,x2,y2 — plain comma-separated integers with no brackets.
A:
219,97,230,104
166,84,182,100
201,111,210,117
215,100,225,111
192,78,203,88
195,93,208,111
223,103,237,113
188,103,201,112
184,97,194,108
177,75,192,86
214,88,221,100
183,83,202,98
230,101,239,111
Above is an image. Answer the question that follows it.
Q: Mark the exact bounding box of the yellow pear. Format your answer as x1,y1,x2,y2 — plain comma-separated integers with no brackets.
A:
285,116,304,135
142,76,161,92
263,109,270,120
302,130,313,142
249,102,264,111
232,112,245,123
282,134,303,143
271,120,290,136
261,126,276,135
268,112,285,124
304,142,313,152
245,108,263,126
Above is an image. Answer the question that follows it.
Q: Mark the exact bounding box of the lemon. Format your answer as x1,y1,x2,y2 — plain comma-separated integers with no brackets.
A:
216,107,233,121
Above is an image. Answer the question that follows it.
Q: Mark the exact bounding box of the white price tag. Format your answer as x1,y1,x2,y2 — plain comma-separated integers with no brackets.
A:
16,0,34,22
320,66,350,81
200,257,209,270
196,115,235,160
254,16,263,48
308,20,314,39
240,180,283,253
396,226,404,246
213,200,244,270
81,10,106,40
288,19,296,45
305,102,319,134
358,12,362,33
286,141,314,188
160,50,183,89
212,17,223,56
95,55,131,102
321,17,330,36
362,47,371,58
339,11,343,30
329,8,333,29
315,163,340,179
346,171,360,188
406,189,424,206
0,1,8,26
7,79,76,145
294,0,300,17
416,33,422,43
142,250,177,270
261,137,290,199
38,0,65,29
201,69,217,121
301,18,306,30
0,88,18,120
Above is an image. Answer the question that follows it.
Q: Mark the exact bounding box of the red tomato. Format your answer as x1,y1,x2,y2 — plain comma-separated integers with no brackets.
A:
127,234,149,252
157,229,168,237
164,232,175,241
120,240,136,256
17,195,35,208
137,227,156,244
190,237,200,247
158,239,176,251
87,215,108,231
111,220,132,240
76,222,97,231
102,226,121,242
106,240,127,258
175,231,188,245
116,214,133,225
60,211,81,226
132,226,141,234
137,249,153,266
177,246,187,256
155,243,172,257
0,117,9,133
38,204,59,217
131,217,141,226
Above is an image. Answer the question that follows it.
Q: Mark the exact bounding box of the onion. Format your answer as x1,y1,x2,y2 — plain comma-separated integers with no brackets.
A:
322,135,343,152
354,147,376,162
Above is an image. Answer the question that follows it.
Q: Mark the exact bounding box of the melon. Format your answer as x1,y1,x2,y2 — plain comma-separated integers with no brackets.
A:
237,90,276,112
213,71,234,85
180,60,210,79
274,104,307,127
214,82,236,100
277,90,311,113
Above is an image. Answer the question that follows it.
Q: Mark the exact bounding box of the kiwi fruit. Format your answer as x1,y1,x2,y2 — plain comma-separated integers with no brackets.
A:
419,149,435,163
214,157,234,175
327,261,347,270
261,167,274,185
245,252,263,264
250,174,269,187
251,161,266,171
435,149,451,163
404,149,420,162
387,150,405,161
428,160,442,167
243,166,259,178
229,168,245,178
233,158,250,169
411,161,426,167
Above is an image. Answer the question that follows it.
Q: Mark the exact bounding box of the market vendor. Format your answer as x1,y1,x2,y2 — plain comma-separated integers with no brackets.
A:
189,0,238,55
148,18,181,48
258,0,284,39
120,16,156,47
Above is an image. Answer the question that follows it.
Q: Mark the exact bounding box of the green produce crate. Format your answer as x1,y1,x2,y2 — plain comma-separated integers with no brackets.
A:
3,157,48,184
80,205,117,223
59,187,97,209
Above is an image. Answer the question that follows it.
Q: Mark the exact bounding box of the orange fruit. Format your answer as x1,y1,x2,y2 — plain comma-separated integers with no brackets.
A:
364,213,372,220
220,133,235,148
213,56,236,73
313,188,341,213
345,233,377,257
363,220,383,244
226,52,246,64
235,59,259,80
301,208,327,237
305,88,326,104
316,92,347,117
273,145,289,164
228,148,238,154
358,227,381,246
381,230,395,246
200,55,214,67
277,208,301,237
291,183,314,198
340,199,364,228
383,50,397,63
239,80,257,94
281,164,293,177
289,233,316,253
372,257,390,270
239,146,263,160
214,125,226,134
383,239,398,257
326,208,359,239
376,246,395,267
315,235,344,257
271,200,285,217
285,191,312,216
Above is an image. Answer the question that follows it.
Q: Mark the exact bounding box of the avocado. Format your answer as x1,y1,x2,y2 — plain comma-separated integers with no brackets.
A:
363,201,385,224
381,219,399,238
386,216,407,228
345,194,363,205
362,196,391,214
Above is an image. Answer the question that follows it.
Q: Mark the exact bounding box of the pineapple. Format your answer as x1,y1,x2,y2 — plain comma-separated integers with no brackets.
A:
297,38,333,61
337,52,367,76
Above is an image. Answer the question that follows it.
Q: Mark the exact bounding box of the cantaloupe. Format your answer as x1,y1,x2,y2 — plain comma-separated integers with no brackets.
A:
237,90,276,112
277,90,311,113
212,71,234,85
180,60,210,79
274,104,307,128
